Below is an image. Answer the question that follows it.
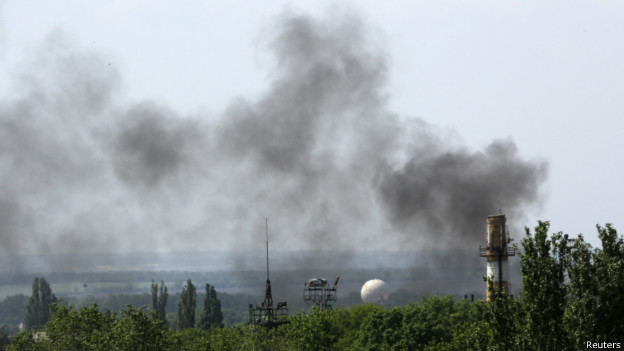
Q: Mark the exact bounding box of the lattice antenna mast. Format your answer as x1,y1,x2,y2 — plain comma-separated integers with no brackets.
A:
263,218,273,310
248,217,288,327
266,218,269,281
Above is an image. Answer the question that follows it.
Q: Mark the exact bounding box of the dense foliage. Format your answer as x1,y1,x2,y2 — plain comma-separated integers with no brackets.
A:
5,222,624,350
24,278,57,331
177,279,196,330
8,304,171,351
0,294,27,334
151,280,168,323
199,283,223,330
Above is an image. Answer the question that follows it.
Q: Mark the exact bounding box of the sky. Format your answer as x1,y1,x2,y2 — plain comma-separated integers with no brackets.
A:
0,1,622,258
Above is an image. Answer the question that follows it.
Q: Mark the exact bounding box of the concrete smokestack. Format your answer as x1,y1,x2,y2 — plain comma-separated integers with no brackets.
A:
479,214,515,301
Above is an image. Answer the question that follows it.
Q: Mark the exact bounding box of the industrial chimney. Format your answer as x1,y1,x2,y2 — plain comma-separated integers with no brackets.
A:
479,214,515,301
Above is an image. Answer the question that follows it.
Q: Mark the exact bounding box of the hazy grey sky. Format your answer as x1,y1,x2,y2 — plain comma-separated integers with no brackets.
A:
0,1,622,254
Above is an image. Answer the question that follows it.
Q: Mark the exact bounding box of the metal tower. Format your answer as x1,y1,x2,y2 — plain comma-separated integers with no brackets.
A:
248,218,288,327
303,276,339,310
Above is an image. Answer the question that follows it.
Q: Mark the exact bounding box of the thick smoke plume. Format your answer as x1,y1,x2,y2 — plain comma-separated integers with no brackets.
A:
0,13,547,269
378,140,546,247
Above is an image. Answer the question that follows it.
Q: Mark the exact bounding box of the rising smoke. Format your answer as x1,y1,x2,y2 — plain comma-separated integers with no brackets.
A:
0,12,547,269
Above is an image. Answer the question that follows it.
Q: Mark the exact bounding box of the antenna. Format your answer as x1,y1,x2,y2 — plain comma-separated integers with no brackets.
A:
248,217,289,327
266,217,269,281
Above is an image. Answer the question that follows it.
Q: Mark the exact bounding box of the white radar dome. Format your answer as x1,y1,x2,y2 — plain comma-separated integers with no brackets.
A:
361,279,388,304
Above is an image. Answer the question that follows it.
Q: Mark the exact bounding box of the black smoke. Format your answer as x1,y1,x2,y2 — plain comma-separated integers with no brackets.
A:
113,103,206,189
378,140,547,247
0,12,547,268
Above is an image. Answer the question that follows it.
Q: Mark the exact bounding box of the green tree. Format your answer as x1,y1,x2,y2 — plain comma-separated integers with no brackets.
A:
199,283,223,330
333,303,382,350
439,319,490,351
7,331,35,351
42,304,116,351
206,324,248,351
402,295,466,351
177,280,196,330
24,277,57,330
0,325,11,348
353,295,491,351
9,304,173,351
564,233,598,348
285,307,338,351
354,306,407,351
242,325,289,351
172,328,211,351
435,299,490,351
112,305,172,351
518,221,569,350
593,224,624,343
24,279,40,331
483,280,522,351
0,294,28,327
151,280,168,323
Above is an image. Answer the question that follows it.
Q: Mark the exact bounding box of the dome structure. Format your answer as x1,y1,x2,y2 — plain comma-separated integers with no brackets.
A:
361,279,388,304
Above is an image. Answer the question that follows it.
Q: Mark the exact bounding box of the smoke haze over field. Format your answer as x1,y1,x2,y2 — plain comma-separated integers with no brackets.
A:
0,12,546,263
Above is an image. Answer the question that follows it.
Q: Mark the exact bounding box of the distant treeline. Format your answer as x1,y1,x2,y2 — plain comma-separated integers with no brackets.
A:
0,291,258,330
0,267,447,287
0,286,429,333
